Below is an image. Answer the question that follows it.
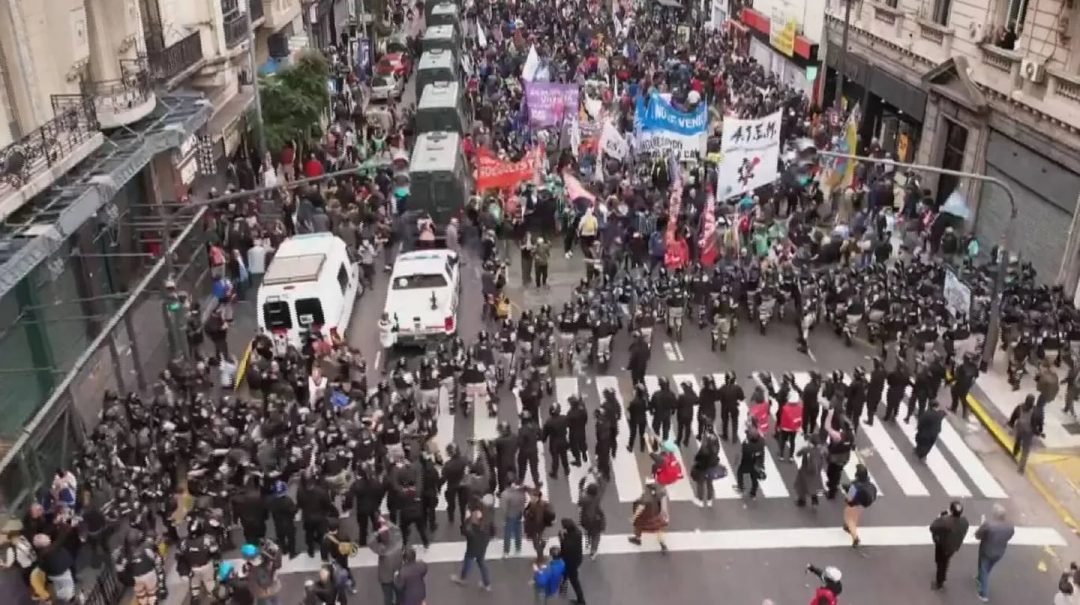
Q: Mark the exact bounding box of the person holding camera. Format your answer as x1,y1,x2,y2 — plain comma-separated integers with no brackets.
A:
806,564,843,605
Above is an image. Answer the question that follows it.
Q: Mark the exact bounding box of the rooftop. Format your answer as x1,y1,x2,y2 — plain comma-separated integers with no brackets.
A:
418,49,455,70
418,81,461,110
410,132,461,172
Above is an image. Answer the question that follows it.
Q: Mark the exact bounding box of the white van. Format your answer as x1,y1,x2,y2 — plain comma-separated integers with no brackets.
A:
257,233,362,348
383,249,461,345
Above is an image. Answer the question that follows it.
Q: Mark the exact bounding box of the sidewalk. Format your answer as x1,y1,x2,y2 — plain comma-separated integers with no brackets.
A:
967,350,1080,536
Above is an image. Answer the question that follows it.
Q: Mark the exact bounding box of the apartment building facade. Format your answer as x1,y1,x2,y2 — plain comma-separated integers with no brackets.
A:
819,0,1080,294
0,0,309,508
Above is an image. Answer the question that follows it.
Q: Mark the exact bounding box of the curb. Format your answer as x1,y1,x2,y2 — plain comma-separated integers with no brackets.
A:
964,391,1080,534
234,340,253,391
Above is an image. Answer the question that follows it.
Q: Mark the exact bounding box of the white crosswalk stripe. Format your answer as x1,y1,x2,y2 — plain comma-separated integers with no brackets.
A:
556,376,589,503
441,370,1010,506
787,372,883,496
674,374,740,499
594,375,645,502
433,386,455,511
642,375,696,501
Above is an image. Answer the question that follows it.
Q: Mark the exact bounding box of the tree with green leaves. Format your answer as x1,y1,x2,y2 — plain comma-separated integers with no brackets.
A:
256,50,331,155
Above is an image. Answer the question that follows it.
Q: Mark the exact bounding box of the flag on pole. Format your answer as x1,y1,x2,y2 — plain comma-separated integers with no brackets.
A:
477,21,488,48
698,191,718,267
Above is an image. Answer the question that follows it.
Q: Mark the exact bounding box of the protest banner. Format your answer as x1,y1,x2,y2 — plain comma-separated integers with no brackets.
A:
634,93,708,160
715,110,782,198
599,120,629,160
475,147,543,190
524,82,580,128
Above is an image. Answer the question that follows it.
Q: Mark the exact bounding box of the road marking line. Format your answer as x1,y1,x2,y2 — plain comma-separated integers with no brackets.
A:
556,376,588,503
643,375,695,501
513,387,550,501
595,375,644,502
675,375,740,499
861,416,929,497
433,385,455,511
663,342,678,362
937,421,1008,499
206,526,1067,574
672,342,684,361
896,410,971,498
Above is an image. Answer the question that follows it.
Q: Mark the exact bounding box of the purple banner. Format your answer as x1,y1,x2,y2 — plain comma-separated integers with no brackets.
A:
524,82,580,128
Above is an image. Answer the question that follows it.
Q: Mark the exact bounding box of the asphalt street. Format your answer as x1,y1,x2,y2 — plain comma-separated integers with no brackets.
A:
311,241,1078,603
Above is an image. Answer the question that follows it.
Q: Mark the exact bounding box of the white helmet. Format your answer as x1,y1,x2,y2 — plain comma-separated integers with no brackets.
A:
823,566,842,583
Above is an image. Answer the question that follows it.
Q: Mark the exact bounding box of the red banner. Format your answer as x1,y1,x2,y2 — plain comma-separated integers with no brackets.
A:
475,147,543,191
698,193,718,267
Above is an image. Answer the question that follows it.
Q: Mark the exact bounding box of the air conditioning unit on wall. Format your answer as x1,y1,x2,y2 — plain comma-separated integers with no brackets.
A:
1021,58,1047,84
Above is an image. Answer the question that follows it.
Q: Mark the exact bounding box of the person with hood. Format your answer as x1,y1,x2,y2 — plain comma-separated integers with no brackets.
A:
265,481,298,558
367,517,404,605
794,433,827,507
691,424,724,507
532,545,566,603
914,400,947,460
628,478,669,552
321,520,357,594
930,500,970,590
1008,394,1042,473
735,423,765,499
558,518,586,604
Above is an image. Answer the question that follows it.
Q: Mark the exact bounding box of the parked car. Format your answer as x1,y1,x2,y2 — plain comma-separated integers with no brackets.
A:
375,52,412,79
369,73,404,100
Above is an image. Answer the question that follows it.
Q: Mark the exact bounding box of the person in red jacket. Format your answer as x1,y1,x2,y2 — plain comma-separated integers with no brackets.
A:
777,390,804,461
303,153,323,179
806,564,842,605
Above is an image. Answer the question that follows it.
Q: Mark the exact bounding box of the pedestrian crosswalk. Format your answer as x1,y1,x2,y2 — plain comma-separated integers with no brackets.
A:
439,370,1011,509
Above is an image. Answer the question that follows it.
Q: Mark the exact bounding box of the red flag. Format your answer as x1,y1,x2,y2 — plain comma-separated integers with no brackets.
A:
698,193,718,267
475,147,543,191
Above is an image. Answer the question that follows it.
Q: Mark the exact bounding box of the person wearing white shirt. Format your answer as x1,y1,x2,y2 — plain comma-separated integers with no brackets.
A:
308,367,328,407
248,239,268,291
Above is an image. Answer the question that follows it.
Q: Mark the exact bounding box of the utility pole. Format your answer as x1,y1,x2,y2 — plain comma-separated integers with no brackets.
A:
243,2,267,163
814,149,1019,371
834,0,853,110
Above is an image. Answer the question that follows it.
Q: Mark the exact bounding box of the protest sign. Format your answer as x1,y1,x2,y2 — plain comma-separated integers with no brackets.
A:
524,82,580,128
475,147,543,190
634,93,708,160
599,121,629,160
715,110,782,198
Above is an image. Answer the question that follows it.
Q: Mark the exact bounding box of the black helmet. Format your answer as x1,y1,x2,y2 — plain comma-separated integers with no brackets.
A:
549,403,561,416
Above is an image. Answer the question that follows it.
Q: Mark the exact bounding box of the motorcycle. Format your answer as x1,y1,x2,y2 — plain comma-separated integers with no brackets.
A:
711,313,732,351
595,334,613,371
758,294,776,335
843,311,863,347
667,305,685,341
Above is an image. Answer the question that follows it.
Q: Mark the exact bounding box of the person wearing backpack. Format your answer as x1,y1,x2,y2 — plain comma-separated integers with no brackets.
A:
842,464,877,548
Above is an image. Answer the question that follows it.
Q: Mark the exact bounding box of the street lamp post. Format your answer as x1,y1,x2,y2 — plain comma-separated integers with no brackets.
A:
814,150,1019,371
834,0,854,110
160,166,376,357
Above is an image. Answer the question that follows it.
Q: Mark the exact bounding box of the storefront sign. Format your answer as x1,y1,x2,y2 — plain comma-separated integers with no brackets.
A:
716,110,782,198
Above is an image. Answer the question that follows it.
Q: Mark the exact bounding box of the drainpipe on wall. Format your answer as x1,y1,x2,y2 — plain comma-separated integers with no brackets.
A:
4,0,43,127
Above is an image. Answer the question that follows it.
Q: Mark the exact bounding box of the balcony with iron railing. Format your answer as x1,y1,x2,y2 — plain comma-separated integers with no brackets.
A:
261,0,301,31
0,96,103,221
249,0,265,25
146,30,205,87
87,58,157,128
224,11,250,49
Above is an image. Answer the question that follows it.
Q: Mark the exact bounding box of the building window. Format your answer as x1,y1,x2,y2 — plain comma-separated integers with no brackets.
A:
996,0,1027,49
931,0,951,26
884,0,898,7
936,119,969,207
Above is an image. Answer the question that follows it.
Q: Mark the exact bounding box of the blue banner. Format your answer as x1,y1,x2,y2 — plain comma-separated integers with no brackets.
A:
634,93,709,159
